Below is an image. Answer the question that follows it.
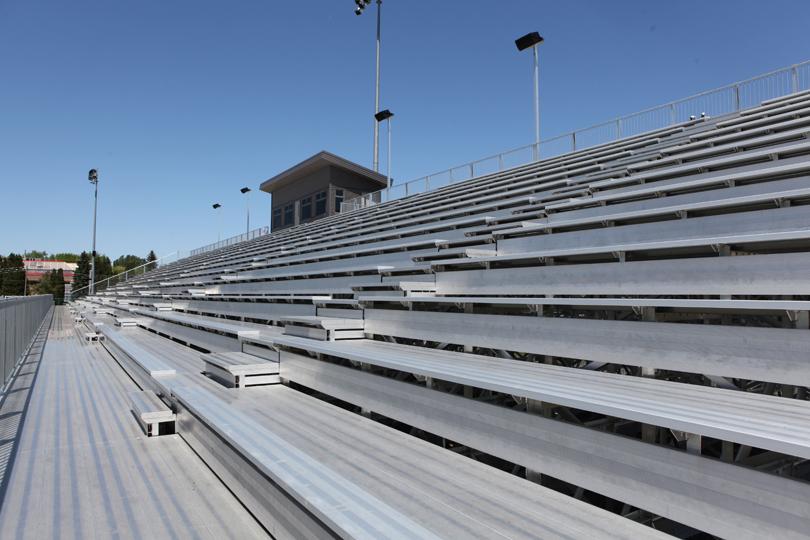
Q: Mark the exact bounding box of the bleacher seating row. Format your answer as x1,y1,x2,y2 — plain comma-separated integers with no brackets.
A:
77,90,810,539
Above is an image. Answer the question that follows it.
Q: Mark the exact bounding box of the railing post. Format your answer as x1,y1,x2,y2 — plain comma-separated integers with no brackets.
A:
792,66,799,93
571,132,576,152
616,119,622,139
498,154,504,170
670,103,676,124
469,163,474,179
425,176,430,191
405,182,409,196
734,84,741,111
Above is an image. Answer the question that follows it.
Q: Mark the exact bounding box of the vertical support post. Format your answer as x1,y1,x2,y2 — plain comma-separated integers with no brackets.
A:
386,116,392,188
372,0,382,172
532,44,540,161
670,103,676,124
571,132,576,152
686,433,702,455
734,84,741,111
616,118,622,139
640,306,657,443
246,191,251,234
792,65,799,94
89,177,98,295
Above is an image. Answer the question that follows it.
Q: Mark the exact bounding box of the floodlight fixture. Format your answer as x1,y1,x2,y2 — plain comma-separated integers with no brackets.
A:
212,203,221,209
515,32,544,52
374,109,394,122
88,168,98,184
240,187,251,194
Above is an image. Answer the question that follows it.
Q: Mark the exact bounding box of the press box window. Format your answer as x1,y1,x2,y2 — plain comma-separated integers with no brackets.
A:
272,208,282,229
335,189,344,213
301,196,312,220
315,191,327,215
284,203,294,225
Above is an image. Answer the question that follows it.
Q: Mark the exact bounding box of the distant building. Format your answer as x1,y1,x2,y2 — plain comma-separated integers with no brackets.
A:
24,260,77,283
261,151,387,231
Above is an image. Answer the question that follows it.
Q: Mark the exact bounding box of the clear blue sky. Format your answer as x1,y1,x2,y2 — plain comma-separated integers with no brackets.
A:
2,0,809,260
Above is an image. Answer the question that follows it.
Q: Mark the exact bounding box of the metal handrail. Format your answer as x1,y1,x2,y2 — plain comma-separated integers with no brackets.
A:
342,60,810,212
189,226,270,257
70,228,272,300
70,251,180,299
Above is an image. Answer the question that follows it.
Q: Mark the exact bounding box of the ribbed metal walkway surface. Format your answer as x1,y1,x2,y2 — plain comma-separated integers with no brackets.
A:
0,308,268,540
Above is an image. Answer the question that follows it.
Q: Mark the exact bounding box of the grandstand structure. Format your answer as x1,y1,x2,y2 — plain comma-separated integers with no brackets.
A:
3,86,810,538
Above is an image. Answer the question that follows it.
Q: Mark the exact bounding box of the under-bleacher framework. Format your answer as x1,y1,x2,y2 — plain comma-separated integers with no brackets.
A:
70,89,810,538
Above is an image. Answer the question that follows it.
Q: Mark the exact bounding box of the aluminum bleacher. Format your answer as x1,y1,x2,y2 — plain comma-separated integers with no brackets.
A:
76,91,810,539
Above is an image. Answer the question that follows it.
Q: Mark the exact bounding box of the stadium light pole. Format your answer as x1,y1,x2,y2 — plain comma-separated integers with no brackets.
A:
354,0,383,172
375,109,394,188
240,187,251,234
515,32,544,160
212,203,222,242
88,169,99,295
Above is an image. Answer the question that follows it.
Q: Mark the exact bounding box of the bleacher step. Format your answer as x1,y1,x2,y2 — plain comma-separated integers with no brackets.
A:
201,351,281,388
281,315,365,341
129,390,175,437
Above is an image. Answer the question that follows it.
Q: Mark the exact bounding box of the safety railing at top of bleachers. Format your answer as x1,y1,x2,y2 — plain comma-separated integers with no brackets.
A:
189,226,270,257
70,251,185,299
0,295,52,391
341,60,810,213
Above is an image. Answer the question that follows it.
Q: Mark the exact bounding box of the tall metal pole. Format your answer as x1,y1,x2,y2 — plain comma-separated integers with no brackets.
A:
246,193,250,234
386,117,392,188
533,44,540,160
90,177,98,295
373,0,382,172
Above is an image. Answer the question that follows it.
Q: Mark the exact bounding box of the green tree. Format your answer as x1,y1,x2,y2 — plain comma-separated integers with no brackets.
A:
145,250,157,271
0,255,5,294
25,250,47,260
54,269,66,304
72,251,90,298
1,253,25,296
113,254,146,271
94,255,113,291
51,253,79,263
34,269,56,297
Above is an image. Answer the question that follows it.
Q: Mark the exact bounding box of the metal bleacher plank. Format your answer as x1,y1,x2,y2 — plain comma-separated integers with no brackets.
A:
496,204,810,255
435,251,810,297
361,308,810,386
280,352,810,540
272,335,810,458
357,295,810,313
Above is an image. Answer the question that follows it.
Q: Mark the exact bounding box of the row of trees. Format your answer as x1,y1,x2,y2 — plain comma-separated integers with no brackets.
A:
24,251,80,263
71,250,157,298
0,250,158,301
0,254,26,296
